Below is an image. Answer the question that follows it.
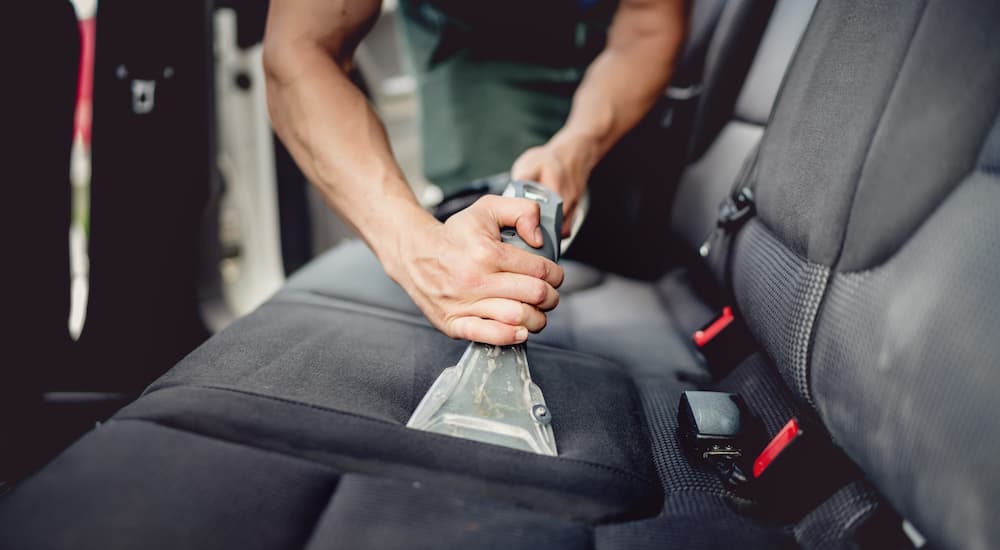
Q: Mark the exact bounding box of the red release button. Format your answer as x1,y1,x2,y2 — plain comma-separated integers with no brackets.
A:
693,306,735,348
753,418,801,478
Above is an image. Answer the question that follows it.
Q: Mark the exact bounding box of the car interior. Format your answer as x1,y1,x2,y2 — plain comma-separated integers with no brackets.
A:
3,0,999,548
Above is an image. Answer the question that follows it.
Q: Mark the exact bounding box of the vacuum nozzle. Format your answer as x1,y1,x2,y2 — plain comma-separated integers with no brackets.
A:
406,181,562,456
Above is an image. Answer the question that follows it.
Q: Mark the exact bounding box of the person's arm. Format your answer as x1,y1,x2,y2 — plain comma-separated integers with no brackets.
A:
512,0,688,235
263,0,564,345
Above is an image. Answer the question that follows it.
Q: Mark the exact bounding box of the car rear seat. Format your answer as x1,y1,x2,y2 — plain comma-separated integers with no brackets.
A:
274,0,803,378
3,1,1000,549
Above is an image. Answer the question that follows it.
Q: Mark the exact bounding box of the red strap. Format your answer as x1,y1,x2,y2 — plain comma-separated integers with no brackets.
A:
693,306,735,348
753,418,801,478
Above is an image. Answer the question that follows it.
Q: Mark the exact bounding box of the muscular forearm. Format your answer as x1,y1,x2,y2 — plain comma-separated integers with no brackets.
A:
555,0,687,163
510,0,687,231
263,1,564,346
263,2,434,276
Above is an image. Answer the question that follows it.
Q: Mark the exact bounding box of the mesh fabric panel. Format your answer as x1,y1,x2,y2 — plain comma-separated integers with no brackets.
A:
595,493,792,550
732,221,829,406
632,376,733,498
716,353,804,438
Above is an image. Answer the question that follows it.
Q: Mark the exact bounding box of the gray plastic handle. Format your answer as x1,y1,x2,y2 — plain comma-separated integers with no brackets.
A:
499,180,563,262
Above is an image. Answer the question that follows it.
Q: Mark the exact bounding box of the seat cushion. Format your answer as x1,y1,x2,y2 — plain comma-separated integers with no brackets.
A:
134,296,663,521
281,240,706,378
0,420,339,550
539,273,704,377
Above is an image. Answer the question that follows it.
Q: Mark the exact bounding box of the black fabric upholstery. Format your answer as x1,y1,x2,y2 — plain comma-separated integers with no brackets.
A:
834,0,1000,271
715,353,803,442
283,240,702,378
792,481,891,550
982,115,1000,176
16,1,1000,548
138,299,660,521
278,0,816,382
121,384,658,522
733,1,1000,546
0,420,338,550
670,0,814,274
280,240,421,317
537,273,703,377
731,1,1000,546
687,0,776,159
731,0,816,127
594,494,792,550
654,266,720,338
754,0,927,266
669,0,726,89
671,121,763,254
281,239,607,316
811,171,1000,550
632,376,727,498
304,474,592,550
731,221,827,406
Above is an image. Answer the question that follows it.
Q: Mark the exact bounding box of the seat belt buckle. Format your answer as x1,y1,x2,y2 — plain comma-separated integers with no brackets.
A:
678,391,763,486
679,394,863,521
692,307,755,377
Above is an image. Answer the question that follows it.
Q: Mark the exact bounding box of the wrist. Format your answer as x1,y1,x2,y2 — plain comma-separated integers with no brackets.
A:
549,129,602,175
367,195,439,285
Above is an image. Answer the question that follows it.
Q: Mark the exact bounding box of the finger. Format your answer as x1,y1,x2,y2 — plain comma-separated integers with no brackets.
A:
447,316,528,346
460,298,547,333
511,149,542,180
454,299,548,334
476,195,545,248
479,272,560,310
494,245,564,288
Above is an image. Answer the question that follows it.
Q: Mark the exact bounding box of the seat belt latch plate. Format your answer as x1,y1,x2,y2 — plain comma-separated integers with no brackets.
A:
753,418,802,478
693,306,735,348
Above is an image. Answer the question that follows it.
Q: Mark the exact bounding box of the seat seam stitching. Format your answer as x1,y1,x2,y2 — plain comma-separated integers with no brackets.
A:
133,383,658,485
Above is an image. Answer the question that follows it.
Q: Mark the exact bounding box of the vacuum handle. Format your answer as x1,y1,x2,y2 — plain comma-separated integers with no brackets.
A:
499,180,563,262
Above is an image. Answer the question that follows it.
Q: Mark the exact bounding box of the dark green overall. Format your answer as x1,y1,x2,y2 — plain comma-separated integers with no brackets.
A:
397,0,617,195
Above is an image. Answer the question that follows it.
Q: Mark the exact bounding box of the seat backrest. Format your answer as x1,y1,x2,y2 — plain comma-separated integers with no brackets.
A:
669,0,816,260
564,0,779,278
728,1,1000,547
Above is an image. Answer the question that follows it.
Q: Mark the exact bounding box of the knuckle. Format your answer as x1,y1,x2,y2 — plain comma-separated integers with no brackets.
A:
503,306,524,326
529,281,549,305
532,259,550,281
443,317,464,340
527,304,545,326
535,312,548,332
475,194,499,209
469,241,496,266
540,290,559,311
552,265,565,287
454,267,480,290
